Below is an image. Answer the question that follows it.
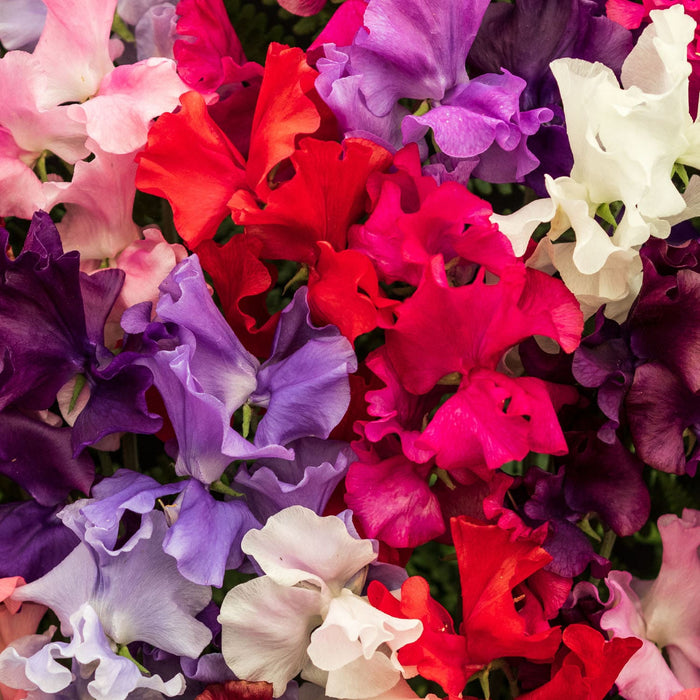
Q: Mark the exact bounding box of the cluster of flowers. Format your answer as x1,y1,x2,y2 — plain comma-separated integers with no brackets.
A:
0,0,699,698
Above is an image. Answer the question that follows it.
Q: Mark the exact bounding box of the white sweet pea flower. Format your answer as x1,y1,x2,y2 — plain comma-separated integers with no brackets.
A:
218,507,423,699
493,5,700,320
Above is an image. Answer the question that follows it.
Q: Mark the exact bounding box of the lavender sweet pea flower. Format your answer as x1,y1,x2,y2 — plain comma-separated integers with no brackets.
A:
350,0,485,116
57,468,255,587
119,257,356,585
0,0,46,51
130,256,356,484
233,438,355,522
251,287,358,447
2,510,211,700
316,0,552,181
401,70,552,182
125,255,289,485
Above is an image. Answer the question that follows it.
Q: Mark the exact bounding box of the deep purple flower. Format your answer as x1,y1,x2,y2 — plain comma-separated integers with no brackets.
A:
0,499,79,582
0,408,93,505
0,211,161,457
467,0,632,191
624,244,700,474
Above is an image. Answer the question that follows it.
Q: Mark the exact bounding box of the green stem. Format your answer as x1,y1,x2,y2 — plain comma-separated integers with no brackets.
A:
241,403,252,439
117,644,150,675
122,433,139,472
599,528,617,561
413,99,430,117
112,13,135,42
434,468,456,490
68,374,87,413
35,151,48,182
283,264,309,295
478,667,491,699
210,480,244,498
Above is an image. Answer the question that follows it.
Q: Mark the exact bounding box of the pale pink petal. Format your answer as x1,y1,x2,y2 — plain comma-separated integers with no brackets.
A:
46,146,141,261
101,227,187,346
600,570,685,699
241,507,376,594
68,58,189,154
641,509,700,688
0,154,57,219
32,0,116,104
0,52,89,161
114,227,187,310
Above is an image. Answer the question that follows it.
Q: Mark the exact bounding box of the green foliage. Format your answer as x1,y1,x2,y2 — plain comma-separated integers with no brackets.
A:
223,0,338,60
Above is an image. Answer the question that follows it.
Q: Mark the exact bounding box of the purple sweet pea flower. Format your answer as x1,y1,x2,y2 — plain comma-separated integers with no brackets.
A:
625,243,700,475
0,212,161,458
233,438,355,522
572,311,635,444
129,255,356,484
316,0,553,182
467,0,633,192
0,500,79,582
0,408,94,506
524,467,609,578
116,257,356,584
58,468,256,587
3,510,211,700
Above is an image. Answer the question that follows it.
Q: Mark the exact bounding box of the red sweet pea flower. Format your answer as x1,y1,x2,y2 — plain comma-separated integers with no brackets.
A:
136,44,335,249
135,90,247,249
368,576,473,697
195,236,279,358
452,516,562,667
245,44,337,200
368,518,564,696
519,624,642,699
307,242,399,342
231,138,393,264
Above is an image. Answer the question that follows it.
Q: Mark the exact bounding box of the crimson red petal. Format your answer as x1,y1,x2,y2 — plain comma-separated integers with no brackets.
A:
135,91,247,249
233,138,393,264
452,516,562,666
195,236,278,358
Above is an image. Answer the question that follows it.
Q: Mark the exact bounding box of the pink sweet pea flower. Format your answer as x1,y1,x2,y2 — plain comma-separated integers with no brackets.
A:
587,509,700,698
0,577,47,700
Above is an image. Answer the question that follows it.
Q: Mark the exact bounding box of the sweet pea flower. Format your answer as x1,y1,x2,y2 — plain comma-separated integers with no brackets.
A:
575,509,700,698
494,6,700,320
315,0,552,181
219,506,422,699
0,510,211,700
